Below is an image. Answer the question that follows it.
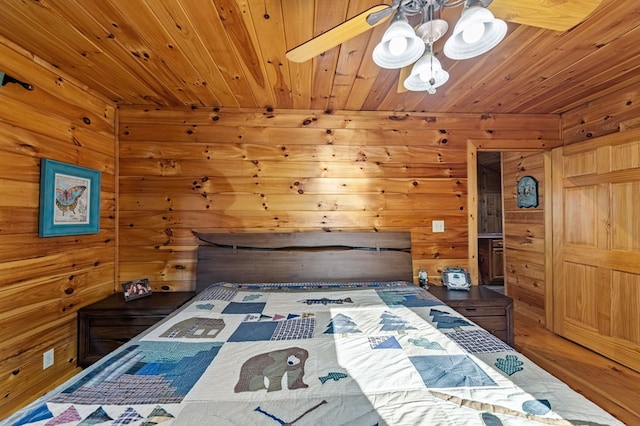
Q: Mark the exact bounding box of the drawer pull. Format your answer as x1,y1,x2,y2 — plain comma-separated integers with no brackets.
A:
115,338,131,343
464,308,477,311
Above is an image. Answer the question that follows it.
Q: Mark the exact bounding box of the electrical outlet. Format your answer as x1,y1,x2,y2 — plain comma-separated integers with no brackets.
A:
432,220,445,233
43,348,54,369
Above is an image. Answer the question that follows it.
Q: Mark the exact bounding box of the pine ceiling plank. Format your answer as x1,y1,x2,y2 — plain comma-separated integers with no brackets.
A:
375,87,422,114
0,0,148,103
243,0,293,109
553,67,640,116
211,0,276,108
46,0,189,105
310,1,350,110
411,25,549,113
281,0,314,110
393,24,531,112
360,68,402,111
103,0,221,106
138,0,229,106
144,0,242,107
512,26,640,114
457,27,557,113
177,0,265,108
0,36,115,123
467,1,639,114
343,23,386,111
328,0,379,111
498,2,640,114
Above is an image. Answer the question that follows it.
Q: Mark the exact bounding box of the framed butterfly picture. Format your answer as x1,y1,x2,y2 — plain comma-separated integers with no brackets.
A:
39,159,101,237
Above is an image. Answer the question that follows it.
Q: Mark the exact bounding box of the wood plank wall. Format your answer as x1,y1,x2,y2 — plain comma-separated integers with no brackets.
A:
0,37,116,418
563,81,640,144
118,106,560,292
502,152,547,325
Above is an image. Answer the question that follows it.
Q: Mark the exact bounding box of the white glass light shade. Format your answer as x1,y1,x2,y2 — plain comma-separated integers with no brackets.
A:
415,19,449,44
443,6,507,60
403,52,449,93
373,14,425,69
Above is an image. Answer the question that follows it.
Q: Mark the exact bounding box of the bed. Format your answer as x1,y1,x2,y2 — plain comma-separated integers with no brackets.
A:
5,232,622,426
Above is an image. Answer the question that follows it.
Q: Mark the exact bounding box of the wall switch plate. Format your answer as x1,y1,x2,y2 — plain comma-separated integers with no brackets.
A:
43,348,54,369
432,220,445,233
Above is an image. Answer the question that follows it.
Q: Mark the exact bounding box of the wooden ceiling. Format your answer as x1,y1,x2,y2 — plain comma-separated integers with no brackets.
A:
0,0,638,114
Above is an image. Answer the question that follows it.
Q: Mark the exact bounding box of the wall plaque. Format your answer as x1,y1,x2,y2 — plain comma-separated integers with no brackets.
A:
517,175,538,208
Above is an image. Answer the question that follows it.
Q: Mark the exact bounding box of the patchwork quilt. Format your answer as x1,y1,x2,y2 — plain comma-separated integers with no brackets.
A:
6,282,623,426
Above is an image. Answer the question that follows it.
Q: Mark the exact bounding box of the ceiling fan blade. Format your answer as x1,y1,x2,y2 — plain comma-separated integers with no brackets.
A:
286,4,392,63
489,0,604,32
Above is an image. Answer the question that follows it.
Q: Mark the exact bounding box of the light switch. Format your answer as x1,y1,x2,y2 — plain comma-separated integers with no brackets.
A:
432,220,445,233
43,348,54,369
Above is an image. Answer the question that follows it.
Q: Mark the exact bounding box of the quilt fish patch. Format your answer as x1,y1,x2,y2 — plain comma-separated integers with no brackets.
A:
319,372,348,384
299,297,353,305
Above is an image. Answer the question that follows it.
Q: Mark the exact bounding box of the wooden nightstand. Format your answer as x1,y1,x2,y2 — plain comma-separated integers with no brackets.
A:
428,285,514,346
77,291,195,367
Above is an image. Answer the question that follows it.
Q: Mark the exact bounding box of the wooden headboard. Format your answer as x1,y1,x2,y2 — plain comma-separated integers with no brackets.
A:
194,232,413,293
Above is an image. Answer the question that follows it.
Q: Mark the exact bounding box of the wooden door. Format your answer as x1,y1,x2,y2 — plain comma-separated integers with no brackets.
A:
552,129,640,373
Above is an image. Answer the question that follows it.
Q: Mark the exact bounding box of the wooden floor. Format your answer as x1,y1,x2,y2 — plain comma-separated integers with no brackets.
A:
514,314,640,425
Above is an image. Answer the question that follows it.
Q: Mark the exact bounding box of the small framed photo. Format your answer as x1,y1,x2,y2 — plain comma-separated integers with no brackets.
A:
122,278,152,301
39,159,101,237
442,267,472,291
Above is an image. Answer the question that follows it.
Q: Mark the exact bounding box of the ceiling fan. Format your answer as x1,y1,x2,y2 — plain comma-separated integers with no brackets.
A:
286,0,603,93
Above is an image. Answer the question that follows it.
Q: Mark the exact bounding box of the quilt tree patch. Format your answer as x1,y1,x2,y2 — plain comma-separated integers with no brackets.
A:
379,310,416,332
429,308,472,329
324,313,360,334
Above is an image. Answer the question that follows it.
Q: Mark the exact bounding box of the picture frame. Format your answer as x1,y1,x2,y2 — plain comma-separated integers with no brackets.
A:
517,175,539,208
39,159,101,237
122,278,152,301
442,267,472,291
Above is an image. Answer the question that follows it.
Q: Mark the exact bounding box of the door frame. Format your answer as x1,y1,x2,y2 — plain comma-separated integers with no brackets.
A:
467,139,562,328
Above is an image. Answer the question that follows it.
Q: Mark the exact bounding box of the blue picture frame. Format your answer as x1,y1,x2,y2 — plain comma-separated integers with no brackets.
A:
39,159,101,237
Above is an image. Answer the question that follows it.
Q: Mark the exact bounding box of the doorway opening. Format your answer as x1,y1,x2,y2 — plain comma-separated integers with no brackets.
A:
476,152,504,291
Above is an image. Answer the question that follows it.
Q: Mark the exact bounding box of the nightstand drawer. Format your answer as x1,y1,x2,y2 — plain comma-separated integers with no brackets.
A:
88,315,166,328
470,316,507,333
488,330,508,342
428,285,514,346
453,306,506,317
78,292,195,367
87,335,139,358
